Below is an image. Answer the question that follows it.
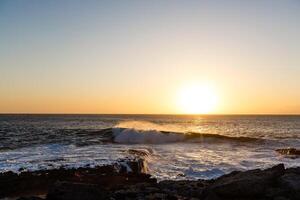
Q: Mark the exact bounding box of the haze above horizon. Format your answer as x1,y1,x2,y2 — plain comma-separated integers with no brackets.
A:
0,0,300,114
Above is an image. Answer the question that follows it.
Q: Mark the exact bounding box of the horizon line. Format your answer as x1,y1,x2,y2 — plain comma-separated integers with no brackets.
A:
0,113,299,116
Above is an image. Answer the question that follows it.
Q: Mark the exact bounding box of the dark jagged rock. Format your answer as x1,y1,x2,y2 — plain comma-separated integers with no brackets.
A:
47,181,109,200
202,164,285,198
112,182,179,200
276,148,300,159
279,173,300,191
2,163,300,200
117,158,148,174
0,159,153,198
17,197,44,200
158,180,211,198
278,172,300,199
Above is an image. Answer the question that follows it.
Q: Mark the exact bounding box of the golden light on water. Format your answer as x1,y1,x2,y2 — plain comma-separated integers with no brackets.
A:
176,83,218,114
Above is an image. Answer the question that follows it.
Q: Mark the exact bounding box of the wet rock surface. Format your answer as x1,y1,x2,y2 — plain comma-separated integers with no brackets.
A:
0,162,299,200
0,158,151,199
276,148,300,159
203,164,285,198
47,181,110,200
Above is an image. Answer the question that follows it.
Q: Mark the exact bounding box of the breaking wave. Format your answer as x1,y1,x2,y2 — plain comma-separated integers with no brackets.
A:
115,120,186,133
111,128,263,144
113,128,185,144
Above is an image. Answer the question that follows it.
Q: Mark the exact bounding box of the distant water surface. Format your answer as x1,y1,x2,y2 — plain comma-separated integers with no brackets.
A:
0,114,299,180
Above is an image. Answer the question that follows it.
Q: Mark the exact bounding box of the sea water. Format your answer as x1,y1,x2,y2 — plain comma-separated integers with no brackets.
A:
0,114,299,180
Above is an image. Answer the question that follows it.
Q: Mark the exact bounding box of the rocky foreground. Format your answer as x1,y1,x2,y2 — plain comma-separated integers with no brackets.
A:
0,159,299,200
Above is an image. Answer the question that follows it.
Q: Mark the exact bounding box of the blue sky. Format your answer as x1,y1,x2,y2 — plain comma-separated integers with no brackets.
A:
0,0,299,114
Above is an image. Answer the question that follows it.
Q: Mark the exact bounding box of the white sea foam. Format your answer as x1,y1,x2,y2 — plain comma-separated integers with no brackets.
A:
112,128,185,144
115,121,186,133
1,116,299,180
1,142,299,180
116,160,133,173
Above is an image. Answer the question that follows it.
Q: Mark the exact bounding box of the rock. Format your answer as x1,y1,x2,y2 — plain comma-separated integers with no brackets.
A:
285,167,300,175
265,187,288,199
279,173,300,191
114,188,139,199
112,182,182,199
158,180,209,198
278,173,300,199
46,181,109,200
3,163,300,200
276,148,300,159
203,191,221,200
116,158,148,174
203,164,285,198
127,149,152,157
113,182,161,198
273,197,290,200
145,192,177,200
17,197,44,200
0,159,154,198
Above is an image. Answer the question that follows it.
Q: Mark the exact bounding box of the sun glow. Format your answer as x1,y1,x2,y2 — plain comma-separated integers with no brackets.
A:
177,83,218,114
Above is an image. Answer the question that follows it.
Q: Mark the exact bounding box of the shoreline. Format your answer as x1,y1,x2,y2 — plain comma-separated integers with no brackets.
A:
1,159,299,200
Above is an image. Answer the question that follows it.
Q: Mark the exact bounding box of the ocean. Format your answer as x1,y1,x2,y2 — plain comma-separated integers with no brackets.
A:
0,114,299,180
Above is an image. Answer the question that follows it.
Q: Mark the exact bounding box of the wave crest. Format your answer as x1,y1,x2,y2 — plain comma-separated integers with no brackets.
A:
115,120,186,133
113,128,185,144
111,128,262,144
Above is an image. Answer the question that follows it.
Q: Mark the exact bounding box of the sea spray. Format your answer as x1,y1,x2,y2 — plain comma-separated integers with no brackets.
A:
114,120,187,133
0,115,299,180
112,128,185,144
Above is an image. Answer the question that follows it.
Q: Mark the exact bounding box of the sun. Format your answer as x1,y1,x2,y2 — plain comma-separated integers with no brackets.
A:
176,83,218,114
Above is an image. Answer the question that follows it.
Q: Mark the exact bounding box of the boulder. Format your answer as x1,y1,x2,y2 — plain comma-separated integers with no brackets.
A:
276,148,300,159
279,173,300,191
158,180,209,198
3,163,300,200
17,197,44,200
0,159,153,198
116,158,148,174
285,167,300,175
203,164,285,198
278,173,300,199
203,191,221,200
144,192,177,200
46,181,109,200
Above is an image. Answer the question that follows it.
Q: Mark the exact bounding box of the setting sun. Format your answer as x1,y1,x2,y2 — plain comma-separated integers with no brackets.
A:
177,83,218,114
0,2,300,199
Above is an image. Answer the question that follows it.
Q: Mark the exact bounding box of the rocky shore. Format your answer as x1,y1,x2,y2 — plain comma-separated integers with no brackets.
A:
0,159,299,200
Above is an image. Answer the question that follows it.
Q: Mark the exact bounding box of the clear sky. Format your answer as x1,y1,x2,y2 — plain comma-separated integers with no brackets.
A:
0,0,300,114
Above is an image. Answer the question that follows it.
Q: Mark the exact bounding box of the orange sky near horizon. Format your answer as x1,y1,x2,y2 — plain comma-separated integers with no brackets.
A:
0,1,300,114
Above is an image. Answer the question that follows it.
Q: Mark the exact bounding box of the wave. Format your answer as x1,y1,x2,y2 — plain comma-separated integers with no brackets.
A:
115,120,186,133
111,128,263,144
113,128,185,144
0,126,264,151
127,148,154,157
185,132,262,143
